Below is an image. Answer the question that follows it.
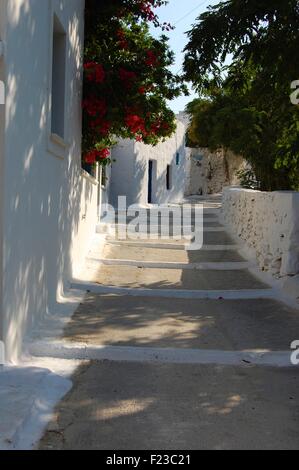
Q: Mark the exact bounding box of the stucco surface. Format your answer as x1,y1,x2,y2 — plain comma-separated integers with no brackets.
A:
222,188,299,277
0,0,98,362
110,118,188,207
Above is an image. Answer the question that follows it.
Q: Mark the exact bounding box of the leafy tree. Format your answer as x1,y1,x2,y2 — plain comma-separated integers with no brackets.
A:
183,0,299,191
83,0,187,166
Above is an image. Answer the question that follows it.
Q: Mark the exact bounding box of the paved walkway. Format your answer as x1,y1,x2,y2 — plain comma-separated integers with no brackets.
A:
38,196,299,450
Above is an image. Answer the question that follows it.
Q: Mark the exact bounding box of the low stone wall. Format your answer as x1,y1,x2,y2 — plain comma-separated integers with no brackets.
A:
222,188,299,277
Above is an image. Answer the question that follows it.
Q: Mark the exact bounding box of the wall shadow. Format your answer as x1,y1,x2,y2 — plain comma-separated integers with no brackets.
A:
2,0,95,361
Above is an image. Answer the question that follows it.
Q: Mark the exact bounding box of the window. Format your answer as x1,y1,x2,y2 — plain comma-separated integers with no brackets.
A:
176,152,180,166
166,165,172,191
51,15,66,139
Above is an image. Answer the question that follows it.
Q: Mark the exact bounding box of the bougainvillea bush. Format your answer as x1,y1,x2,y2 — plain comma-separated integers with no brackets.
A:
82,0,187,167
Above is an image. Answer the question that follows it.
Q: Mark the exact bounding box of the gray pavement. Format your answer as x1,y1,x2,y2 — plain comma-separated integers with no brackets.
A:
103,244,246,262
64,296,299,352
39,361,299,450
39,198,299,450
89,265,268,290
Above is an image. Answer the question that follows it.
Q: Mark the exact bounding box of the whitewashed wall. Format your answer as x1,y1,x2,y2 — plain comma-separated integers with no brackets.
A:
0,0,100,363
0,1,6,348
110,118,187,207
110,139,136,208
222,188,299,277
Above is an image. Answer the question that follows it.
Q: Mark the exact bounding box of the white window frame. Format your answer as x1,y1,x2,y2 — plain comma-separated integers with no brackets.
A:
46,2,69,159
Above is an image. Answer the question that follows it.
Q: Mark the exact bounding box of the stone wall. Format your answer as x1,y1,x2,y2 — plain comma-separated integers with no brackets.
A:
185,148,245,196
222,188,299,277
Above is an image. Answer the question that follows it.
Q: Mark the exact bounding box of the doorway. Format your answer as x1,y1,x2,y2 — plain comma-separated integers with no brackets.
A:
166,164,172,191
148,160,154,204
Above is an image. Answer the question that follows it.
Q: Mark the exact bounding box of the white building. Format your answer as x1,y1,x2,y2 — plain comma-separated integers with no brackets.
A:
109,116,188,208
0,1,190,364
0,0,104,363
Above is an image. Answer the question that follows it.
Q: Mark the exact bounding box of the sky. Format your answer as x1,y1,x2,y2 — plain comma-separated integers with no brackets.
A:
150,0,220,113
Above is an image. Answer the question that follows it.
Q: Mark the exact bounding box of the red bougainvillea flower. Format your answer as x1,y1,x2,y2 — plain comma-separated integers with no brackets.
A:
138,86,146,95
84,148,110,164
98,121,112,136
90,118,112,136
139,3,155,22
84,62,105,84
119,69,136,81
98,148,110,160
84,149,98,164
150,120,161,133
145,50,159,67
95,65,105,83
82,98,107,118
119,68,138,90
117,29,129,49
125,114,146,134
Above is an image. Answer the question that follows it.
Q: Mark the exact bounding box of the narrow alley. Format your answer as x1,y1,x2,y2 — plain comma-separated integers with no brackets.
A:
38,197,299,450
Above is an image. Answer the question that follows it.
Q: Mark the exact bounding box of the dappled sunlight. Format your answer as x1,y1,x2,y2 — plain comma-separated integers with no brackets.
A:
23,145,34,173
202,394,245,416
96,398,155,421
39,361,299,450
7,0,30,27
62,294,299,352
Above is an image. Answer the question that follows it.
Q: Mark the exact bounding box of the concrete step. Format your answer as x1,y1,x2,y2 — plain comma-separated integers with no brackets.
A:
92,258,251,271
81,265,268,291
70,281,274,300
98,223,225,234
60,295,299,354
99,244,246,263
105,240,238,251
102,232,235,248
74,263,267,291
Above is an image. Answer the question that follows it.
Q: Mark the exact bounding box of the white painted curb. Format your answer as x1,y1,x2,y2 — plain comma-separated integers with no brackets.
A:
89,258,252,271
70,281,275,300
29,341,294,368
105,240,239,251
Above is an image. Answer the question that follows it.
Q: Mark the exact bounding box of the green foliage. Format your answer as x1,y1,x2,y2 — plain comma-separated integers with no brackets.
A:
82,0,188,166
236,168,260,190
183,0,299,191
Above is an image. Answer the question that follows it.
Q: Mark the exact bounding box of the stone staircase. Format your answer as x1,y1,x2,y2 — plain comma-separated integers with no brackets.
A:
30,196,299,368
